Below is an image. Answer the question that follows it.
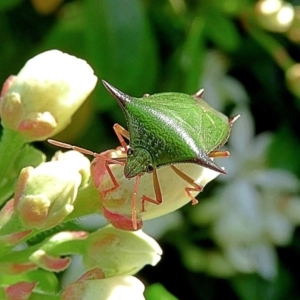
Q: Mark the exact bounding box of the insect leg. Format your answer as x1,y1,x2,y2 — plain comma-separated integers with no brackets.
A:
113,123,130,151
101,158,127,195
170,165,203,205
209,150,230,158
132,175,142,230
48,139,128,194
141,169,162,212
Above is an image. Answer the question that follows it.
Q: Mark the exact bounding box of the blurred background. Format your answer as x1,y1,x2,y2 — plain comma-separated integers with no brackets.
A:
1,0,300,299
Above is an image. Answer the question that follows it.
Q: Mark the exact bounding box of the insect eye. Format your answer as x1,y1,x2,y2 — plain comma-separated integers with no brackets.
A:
146,164,154,173
127,148,134,156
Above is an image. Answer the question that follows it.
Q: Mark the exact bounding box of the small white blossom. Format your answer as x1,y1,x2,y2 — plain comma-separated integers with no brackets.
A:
62,275,145,300
14,150,90,230
191,108,300,279
83,226,162,277
201,51,248,110
0,50,97,141
91,148,220,230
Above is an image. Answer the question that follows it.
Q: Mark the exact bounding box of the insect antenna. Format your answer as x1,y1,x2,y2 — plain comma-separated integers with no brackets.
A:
47,139,126,165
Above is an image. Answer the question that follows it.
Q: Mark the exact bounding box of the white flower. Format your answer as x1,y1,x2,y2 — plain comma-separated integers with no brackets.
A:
62,275,145,300
0,50,97,141
191,108,300,279
91,148,220,231
83,226,162,277
14,150,90,229
201,51,248,110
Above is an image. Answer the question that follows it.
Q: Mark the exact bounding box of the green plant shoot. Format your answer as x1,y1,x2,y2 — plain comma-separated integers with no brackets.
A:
49,80,239,230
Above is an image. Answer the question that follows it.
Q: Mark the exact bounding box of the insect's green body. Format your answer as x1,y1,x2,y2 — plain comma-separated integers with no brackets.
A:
103,81,234,178
48,81,238,231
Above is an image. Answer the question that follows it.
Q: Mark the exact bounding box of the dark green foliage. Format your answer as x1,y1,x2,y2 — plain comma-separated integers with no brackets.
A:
1,0,300,299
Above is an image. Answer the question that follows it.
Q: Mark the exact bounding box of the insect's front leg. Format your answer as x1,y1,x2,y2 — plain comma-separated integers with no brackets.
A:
131,175,140,230
170,165,203,205
140,169,162,212
101,158,126,196
130,170,163,230
48,139,128,196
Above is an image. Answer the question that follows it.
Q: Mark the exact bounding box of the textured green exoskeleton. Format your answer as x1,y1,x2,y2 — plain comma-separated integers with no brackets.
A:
100,80,240,229
102,80,238,177
48,81,239,230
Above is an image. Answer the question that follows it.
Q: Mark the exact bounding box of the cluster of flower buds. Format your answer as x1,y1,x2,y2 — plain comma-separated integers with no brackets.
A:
0,49,225,299
0,50,165,300
255,0,295,33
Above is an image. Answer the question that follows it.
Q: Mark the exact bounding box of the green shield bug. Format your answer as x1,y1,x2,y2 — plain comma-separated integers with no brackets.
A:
49,80,239,230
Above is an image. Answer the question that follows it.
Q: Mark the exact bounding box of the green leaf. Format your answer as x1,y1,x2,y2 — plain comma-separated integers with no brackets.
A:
29,294,60,300
37,3,86,58
0,0,22,10
0,129,45,205
204,9,240,52
145,283,179,300
212,0,250,16
14,144,45,170
0,269,59,293
0,143,45,205
180,16,206,93
82,0,158,111
231,267,292,300
267,126,300,176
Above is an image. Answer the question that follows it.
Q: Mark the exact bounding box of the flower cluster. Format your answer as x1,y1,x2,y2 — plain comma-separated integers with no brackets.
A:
189,122,300,279
0,50,163,299
180,55,300,279
0,50,221,299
